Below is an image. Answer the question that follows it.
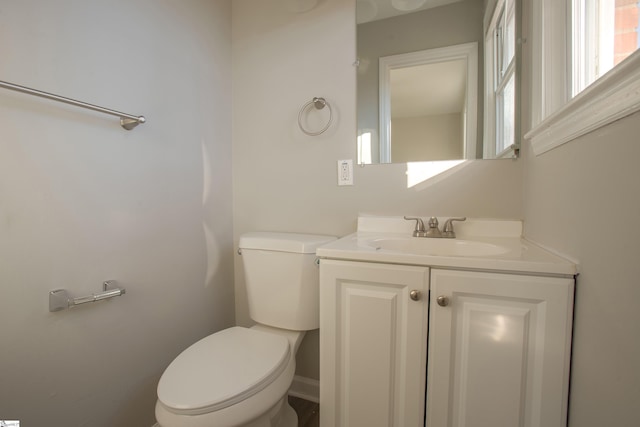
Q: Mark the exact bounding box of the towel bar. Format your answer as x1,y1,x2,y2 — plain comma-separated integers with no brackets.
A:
0,80,145,130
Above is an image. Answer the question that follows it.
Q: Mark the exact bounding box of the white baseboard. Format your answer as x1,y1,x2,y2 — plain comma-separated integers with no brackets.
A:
288,375,319,403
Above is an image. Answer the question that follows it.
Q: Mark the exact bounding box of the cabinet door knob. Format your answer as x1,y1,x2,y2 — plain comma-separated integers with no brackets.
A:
436,295,450,307
409,290,421,301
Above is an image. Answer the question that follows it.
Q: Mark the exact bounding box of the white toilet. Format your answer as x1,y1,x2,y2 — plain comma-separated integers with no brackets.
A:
155,231,336,427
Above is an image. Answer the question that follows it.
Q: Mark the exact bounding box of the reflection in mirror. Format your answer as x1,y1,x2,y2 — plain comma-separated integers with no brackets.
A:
357,0,519,163
379,43,477,162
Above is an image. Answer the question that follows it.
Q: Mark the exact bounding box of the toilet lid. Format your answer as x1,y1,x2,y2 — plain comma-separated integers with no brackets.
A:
157,327,291,415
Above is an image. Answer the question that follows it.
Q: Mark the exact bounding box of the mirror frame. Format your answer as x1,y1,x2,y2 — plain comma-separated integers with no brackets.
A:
378,42,479,162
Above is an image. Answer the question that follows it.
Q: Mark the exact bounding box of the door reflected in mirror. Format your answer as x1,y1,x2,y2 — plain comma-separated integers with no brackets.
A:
389,59,467,162
379,43,477,163
356,0,519,163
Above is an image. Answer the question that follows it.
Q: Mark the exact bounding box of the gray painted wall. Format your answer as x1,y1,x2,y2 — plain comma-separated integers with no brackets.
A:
521,114,640,427
519,0,640,424
0,1,235,425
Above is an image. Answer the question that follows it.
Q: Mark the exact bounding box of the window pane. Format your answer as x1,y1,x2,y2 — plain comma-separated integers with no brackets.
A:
496,0,516,84
504,0,516,71
497,73,515,154
614,0,640,65
573,0,640,95
495,9,505,82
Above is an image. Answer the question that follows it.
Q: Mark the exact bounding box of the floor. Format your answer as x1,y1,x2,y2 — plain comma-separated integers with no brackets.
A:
288,396,319,427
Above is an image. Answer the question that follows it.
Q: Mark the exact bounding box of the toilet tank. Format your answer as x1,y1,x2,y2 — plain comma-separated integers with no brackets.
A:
239,232,336,331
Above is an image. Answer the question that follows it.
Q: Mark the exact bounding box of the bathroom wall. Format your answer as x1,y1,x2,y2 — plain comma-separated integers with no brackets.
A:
519,2,640,425
0,1,234,426
521,115,640,427
232,0,522,380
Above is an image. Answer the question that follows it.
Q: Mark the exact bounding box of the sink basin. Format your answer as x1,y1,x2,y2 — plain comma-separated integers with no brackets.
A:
366,237,510,257
315,217,576,275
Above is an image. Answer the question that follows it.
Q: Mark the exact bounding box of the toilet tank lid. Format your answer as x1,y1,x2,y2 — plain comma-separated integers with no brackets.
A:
239,232,336,254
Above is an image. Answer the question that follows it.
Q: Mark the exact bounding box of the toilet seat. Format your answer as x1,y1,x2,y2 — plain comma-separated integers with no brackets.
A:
157,327,291,416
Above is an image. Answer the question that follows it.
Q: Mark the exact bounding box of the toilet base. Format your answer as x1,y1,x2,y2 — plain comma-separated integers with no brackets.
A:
242,395,297,427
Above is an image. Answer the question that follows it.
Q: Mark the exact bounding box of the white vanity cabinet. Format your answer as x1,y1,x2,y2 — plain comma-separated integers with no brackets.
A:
319,259,430,427
317,217,576,427
427,269,574,427
319,261,574,427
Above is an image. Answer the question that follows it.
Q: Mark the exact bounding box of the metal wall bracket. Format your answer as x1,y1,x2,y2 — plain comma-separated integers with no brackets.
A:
49,280,126,312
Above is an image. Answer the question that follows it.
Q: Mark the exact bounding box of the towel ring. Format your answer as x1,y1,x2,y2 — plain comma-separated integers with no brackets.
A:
298,97,333,136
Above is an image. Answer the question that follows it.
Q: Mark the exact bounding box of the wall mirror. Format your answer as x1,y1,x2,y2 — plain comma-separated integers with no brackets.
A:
356,0,520,164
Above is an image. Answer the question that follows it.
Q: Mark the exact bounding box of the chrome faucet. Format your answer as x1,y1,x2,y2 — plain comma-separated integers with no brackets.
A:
404,216,466,238
426,217,443,237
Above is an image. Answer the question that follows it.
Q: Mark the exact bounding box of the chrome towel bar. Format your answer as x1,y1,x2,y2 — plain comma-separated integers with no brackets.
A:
0,79,145,130
49,280,126,312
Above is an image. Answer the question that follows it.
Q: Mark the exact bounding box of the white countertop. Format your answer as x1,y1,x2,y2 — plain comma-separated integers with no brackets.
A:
316,217,577,276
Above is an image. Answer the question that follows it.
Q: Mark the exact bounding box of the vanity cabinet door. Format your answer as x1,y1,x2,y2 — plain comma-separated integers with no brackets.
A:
319,260,429,427
427,269,574,427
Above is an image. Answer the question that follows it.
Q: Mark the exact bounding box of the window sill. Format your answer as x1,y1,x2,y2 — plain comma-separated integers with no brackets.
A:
525,51,640,156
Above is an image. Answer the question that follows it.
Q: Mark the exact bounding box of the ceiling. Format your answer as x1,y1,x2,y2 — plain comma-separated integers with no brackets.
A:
356,0,463,24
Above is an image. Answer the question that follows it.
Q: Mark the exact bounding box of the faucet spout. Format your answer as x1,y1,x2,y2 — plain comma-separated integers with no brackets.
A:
425,217,443,238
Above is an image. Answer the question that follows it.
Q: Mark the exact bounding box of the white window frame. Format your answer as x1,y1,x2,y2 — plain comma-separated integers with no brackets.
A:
526,0,640,156
484,0,518,159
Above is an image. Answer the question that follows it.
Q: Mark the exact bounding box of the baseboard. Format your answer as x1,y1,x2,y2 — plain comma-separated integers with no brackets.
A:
288,375,319,403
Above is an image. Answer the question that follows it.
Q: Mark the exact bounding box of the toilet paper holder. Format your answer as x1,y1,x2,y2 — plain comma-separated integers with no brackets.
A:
49,280,126,312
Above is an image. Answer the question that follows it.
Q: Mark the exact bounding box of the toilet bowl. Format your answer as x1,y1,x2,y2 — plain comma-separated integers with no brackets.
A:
155,232,335,427
156,326,303,427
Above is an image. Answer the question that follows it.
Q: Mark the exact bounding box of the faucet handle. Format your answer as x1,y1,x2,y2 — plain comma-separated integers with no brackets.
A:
442,217,467,238
404,216,426,237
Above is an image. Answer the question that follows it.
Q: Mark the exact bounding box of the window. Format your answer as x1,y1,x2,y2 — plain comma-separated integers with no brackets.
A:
485,0,518,158
526,0,640,155
573,0,640,95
